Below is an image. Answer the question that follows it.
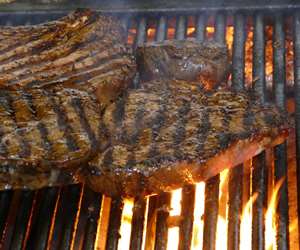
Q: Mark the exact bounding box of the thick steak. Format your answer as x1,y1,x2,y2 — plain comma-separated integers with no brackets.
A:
84,80,289,197
136,39,231,90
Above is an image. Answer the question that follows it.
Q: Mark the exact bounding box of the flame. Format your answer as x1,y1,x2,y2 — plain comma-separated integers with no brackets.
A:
240,193,258,250
191,182,205,250
167,188,182,250
216,169,229,250
265,178,285,250
118,198,134,250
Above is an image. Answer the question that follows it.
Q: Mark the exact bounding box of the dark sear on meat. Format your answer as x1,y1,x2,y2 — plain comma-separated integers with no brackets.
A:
0,10,290,197
136,39,231,89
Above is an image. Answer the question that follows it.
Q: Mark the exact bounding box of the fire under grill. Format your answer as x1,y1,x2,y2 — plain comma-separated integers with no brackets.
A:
0,2,299,250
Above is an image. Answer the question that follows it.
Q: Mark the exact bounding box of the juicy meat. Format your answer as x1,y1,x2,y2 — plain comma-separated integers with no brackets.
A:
0,9,136,109
136,39,231,90
84,80,289,197
0,87,102,189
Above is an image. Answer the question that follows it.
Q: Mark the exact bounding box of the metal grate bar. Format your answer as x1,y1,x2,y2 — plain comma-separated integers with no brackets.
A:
227,165,243,250
25,188,59,250
253,13,266,102
47,185,81,250
0,191,22,249
0,191,12,236
196,14,206,41
129,197,147,250
273,14,290,250
154,192,171,250
178,185,195,250
293,12,300,246
156,15,168,42
232,13,246,91
144,196,158,250
252,153,268,250
175,15,187,40
9,191,35,250
136,17,147,47
252,13,268,250
202,176,220,250
215,13,226,44
105,197,124,250
81,189,102,250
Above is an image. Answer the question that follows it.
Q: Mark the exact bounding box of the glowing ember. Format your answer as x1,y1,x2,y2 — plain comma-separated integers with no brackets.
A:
118,199,134,250
265,178,285,250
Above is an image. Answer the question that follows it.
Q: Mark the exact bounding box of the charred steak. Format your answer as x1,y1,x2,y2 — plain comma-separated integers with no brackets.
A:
0,10,290,197
0,9,136,109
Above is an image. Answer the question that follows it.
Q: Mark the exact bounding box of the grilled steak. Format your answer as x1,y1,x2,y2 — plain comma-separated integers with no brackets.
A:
136,39,230,90
0,11,289,197
0,9,136,109
0,87,103,189
84,80,289,197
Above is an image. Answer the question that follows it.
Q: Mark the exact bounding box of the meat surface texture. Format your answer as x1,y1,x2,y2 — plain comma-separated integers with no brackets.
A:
84,80,289,197
0,9,136,109
136,39,231,90
0,10,290,197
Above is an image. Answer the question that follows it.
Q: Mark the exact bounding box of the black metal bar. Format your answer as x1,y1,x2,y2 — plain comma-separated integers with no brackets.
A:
232,13,246,91
178,185,195,250
252,12,268,250
175,15,187,40
57,185,81,250
253,13,266,102
154,193,171,250
0,191,12,237
156,15,168,42
215,13,226,44
227,164,243,250
9,191,35,250
293,12,300,247
82,190,103,250
25,187,59,250
135,17,147,47
0,191,21,250
129,197,147,250
273,13,289,250
105,197,124,250
196,14,206,41
203,176,220,250
252,153,267,250
145,196,158,250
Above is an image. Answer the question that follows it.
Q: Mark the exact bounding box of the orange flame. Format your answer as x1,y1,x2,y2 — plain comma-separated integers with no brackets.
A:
265,178,285,250
191,182,206,250
167,188,182,250
118,198,134,250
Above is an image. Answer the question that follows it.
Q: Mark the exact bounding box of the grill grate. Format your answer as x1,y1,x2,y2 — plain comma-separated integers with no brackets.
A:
0,6,298,250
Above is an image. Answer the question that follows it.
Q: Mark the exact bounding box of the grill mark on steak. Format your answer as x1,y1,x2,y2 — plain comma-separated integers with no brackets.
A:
196,108,211,156
6,46,127,88
71,97,98,151
45,90,79,152
125,100,146,167
21,91,53,153
0,92,31,158
173,100,191,160
24,55,131,90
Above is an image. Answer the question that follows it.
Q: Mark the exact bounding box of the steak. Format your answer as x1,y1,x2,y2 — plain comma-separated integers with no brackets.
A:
0,9,136,109
0,11,290,197
136,39,231,90
0,87,102,189
84,80,289,197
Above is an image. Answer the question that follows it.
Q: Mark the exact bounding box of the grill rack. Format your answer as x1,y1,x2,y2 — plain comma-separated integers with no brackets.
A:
0,5,298,250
